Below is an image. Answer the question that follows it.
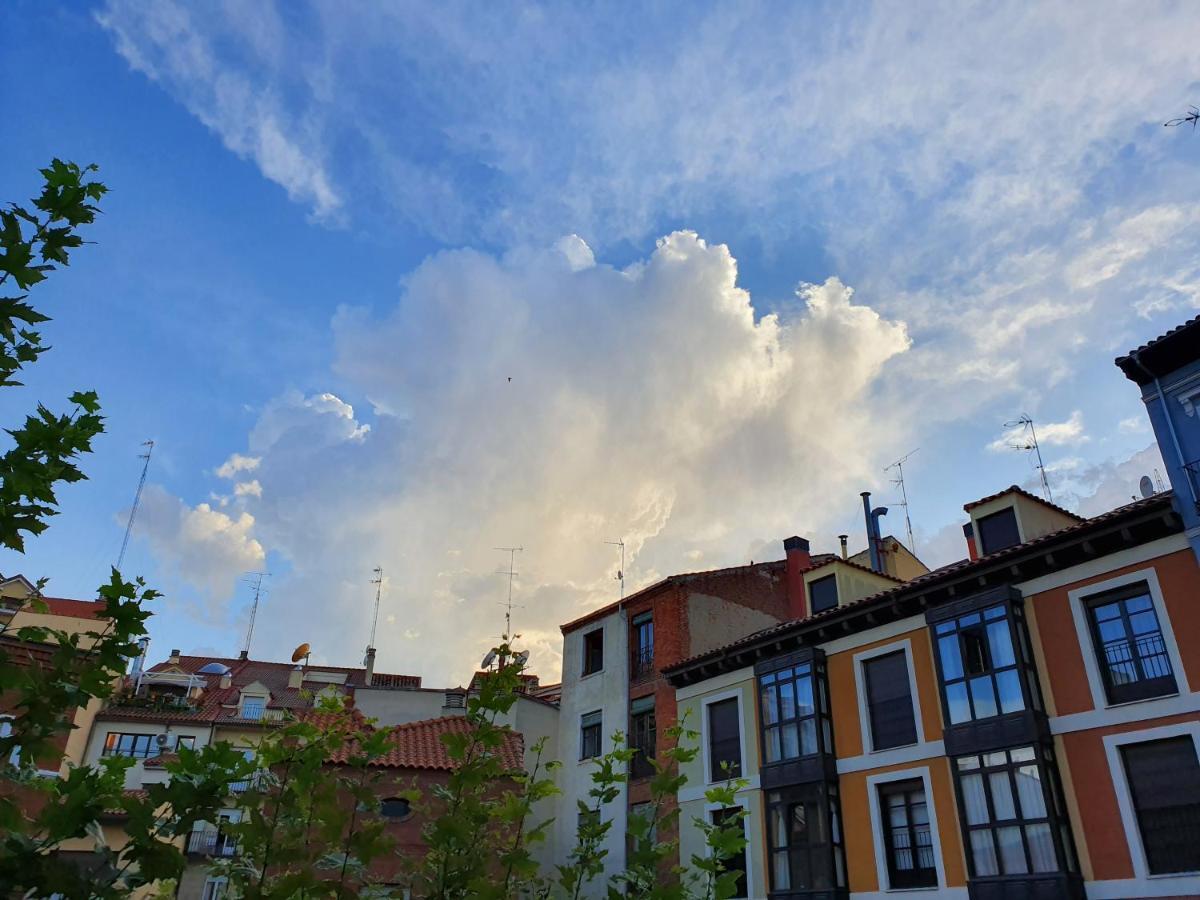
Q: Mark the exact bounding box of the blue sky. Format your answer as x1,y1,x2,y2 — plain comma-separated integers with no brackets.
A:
2,2,1198,682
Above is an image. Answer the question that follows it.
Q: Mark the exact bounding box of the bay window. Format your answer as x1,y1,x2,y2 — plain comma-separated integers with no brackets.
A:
766,783,847,895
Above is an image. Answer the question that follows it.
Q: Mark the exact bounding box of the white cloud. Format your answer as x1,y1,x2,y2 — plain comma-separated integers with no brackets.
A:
987,411,1087,454
1119,416,1148,435
152,233,910,681
234,480,263,498
215,453,261,479
135,485,266,603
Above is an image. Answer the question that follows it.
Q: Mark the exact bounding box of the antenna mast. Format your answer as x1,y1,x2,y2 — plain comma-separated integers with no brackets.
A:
241,572,269,657
1005,414,1053,503
494,546,523,636
368,566,383,651
116,440,154,570
605,539,625,600
884,449,919,554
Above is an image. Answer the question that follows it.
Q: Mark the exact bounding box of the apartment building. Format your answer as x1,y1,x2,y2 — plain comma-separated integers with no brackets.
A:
554,543,913,890
666,315,1200,900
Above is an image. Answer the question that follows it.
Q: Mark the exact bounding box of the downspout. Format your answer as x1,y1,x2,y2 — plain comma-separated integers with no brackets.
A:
1133,351,1199,509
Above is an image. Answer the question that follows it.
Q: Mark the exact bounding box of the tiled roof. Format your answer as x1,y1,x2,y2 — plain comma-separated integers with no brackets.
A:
802,555,905,583
665,492,1175,677
368,672,423,689
1116,314,1200,385
325,715,524,773
38,597,108,619
963,484,1084,522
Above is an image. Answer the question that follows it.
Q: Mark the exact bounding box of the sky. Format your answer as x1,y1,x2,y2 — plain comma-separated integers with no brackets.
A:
1,1,1198,684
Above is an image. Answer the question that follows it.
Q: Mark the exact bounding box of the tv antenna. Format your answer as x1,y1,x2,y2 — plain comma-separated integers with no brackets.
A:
883,449,919,554
116,440,154,570
1004,414,1053,503
241,572,270,657
494,546,523,636
604,538,625,600
367,566,384,654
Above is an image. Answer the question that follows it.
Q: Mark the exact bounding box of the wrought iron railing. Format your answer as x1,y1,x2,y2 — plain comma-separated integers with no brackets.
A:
631,644,655,680
187,828,237,857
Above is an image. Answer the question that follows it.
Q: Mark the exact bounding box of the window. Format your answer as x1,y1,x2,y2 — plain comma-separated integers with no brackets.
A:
862,650,918,751
711,807,748,898
380,797,413,820
877,779,937,889
240,695,266,720
629,801,656,851
630,696,656,779
766,784,846,892
102,732,158,759
631,612,654,679
175,735,196,752
976,508,1020,555
1120,737,1200,875
578,807,600,834
582,628,604,676
760,663,820,763
808,574,838,614
955,747,1071,878
580,710,602,759
707,696,742,780
201,878,227,900
1084,583,1177,705
1,716,22,768
934,604,1024,725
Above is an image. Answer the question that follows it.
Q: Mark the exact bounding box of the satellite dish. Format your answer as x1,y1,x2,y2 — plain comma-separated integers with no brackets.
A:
515,650,530,666
291,643,311,663
481,649,497,670
1139,475,1155,499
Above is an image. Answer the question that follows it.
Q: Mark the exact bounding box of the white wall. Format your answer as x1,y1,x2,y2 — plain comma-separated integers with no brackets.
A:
353,687,464,725
83,719,213,789
554,608,629,895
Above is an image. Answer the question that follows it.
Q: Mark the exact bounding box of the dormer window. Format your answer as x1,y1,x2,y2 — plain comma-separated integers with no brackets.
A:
808,575,838,614
240,696,266,720
976,507,1020,555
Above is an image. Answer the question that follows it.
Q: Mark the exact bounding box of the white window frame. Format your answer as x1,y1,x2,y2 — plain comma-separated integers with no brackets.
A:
202,875,229,900
240,694,268,720
0,715,21,768
853,639,925,754
701,688,748,786
1068,567,1188,712
702,794,754,900
865,766,948,892
1102,720,1200,885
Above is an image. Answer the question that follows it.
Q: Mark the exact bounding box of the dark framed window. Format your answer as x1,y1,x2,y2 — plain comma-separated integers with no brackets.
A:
707,696,742,780
175,735,196,751
878,779,937,889
1084,583,1176,705
955,746,1077,878
760,663,820,763
934,604,1025,725
976,508,1021,555
710,807,748,898
630,696,656,779
103,732,158,759
766,783,847,892
1120,736,1200,875
582,628,604,676
862,650,918,750
379,797,413,820
631,612,654,680
808,574,838,614
580,710,602,760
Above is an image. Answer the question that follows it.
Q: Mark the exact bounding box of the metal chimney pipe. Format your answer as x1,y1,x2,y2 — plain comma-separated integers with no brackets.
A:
861,492,881,572
838,535,848,559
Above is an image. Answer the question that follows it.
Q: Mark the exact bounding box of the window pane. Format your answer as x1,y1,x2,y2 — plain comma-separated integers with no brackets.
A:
970,829,999,876
765,726,781,763
781,723,800,759
987,620,1016,668
1120,737,1200,875
969,676,998,719
799,718,817,756
995,669,1025,714
1014,765,1046,818
1025,823,1056,872
864,651,918,750
963,628,990,675
938,635,963,681
961,774,989,825
977,508,1020,554
946,682,971,724
761,684,778,725
996,825,1027,874
989,772,1017,820
708,698,742,779
796,673,815,718
772,851,790,890
809,574,838,613
779,680,796,720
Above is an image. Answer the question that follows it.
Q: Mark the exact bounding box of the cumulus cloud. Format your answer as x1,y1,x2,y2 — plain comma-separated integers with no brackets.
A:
153,233,909,680
135,485,266,602
216,453,261,479
987,411,1087,454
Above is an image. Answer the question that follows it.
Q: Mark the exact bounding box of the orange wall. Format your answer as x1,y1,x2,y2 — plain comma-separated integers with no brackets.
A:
1030,548,1200,717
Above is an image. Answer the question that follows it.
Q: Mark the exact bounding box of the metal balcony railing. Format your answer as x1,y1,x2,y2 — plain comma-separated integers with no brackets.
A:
187,828,237,857
631,644,655,681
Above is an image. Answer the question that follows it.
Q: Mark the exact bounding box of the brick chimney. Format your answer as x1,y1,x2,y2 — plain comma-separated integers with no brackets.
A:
289,664,303,689
963,522,979,562
783,536,811,620
168,648,180,666
364,647,376,686
219,671,232,690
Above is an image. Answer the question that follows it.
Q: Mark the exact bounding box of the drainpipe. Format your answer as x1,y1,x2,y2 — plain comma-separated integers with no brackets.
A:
1132,352,1198,510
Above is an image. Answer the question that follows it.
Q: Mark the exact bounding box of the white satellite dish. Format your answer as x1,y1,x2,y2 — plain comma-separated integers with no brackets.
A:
480,649,497,669
1139,475,1155,499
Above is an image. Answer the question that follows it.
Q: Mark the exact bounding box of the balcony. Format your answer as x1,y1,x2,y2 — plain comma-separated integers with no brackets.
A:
631,644,655,682
187,828,237,858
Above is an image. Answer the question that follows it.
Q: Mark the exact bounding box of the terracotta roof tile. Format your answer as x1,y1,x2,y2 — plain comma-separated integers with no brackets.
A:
963,484,1084,521
324,715,525,773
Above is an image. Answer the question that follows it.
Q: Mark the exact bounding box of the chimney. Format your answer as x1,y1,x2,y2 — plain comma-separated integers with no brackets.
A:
220,671,232,690
130,637,150,676
289,664,303,689
783,536,811,620
838,535,848,559
168,648,180,666
963,522,979,562
860,492,889,574
364,646,376,686
238,649,249,661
